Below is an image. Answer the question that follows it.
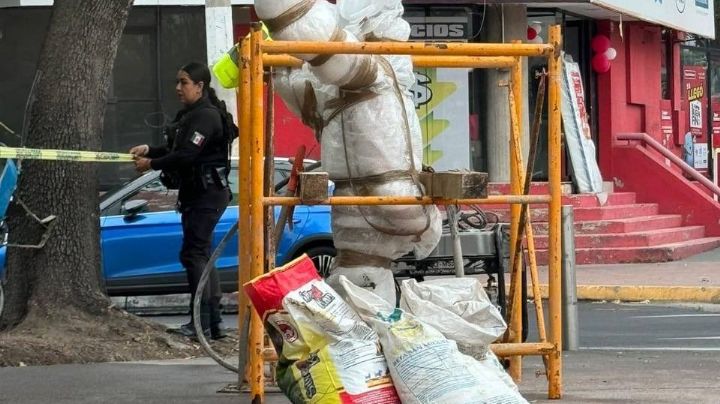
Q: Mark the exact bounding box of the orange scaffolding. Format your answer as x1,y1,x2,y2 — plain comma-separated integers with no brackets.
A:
237,24,564,402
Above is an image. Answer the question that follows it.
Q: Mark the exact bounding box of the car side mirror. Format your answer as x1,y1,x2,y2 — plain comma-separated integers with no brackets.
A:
122,199,148,218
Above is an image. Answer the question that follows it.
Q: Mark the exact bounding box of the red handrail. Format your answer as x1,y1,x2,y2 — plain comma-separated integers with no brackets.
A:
616,133,720,199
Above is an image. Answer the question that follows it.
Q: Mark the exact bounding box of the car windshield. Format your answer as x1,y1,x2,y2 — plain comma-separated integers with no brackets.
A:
99,172,150,204
100,158,316,216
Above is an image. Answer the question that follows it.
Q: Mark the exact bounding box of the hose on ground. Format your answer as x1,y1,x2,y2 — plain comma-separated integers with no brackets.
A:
191,159,322,374
192,223,242,374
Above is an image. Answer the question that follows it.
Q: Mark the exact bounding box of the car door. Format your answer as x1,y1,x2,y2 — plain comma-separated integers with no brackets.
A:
100,177,185,295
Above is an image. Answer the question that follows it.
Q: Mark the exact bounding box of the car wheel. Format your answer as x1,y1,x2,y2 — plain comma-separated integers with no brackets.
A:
304,245,336,278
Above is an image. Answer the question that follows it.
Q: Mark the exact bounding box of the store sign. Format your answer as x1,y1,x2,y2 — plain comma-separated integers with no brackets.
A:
590,0,715,38
406,16,470,42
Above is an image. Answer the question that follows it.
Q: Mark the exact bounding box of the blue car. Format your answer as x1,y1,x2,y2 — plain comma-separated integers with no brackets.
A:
0,159,335,297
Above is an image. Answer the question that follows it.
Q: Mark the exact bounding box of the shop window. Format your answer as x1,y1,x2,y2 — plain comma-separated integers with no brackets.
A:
661,29,671,100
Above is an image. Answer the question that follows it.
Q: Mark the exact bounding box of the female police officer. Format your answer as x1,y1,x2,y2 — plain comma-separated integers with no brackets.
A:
130,62,234,340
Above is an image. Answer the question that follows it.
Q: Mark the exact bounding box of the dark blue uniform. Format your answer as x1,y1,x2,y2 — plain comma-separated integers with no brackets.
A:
148,97,230,335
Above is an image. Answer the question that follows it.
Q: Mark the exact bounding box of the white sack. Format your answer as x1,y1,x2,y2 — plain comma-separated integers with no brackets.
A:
339,276,529,404
400,278,519,392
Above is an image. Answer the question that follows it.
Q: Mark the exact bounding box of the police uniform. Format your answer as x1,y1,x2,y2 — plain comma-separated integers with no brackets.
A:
147,96,230,337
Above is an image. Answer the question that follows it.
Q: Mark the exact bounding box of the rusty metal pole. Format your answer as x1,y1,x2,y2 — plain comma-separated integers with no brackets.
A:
507,55,525,382
249,24,266,402
262,40,554,57
547,25,564,399
238,37,252,391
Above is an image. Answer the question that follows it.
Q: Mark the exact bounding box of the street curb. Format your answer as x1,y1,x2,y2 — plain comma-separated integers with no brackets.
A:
530,285,720,303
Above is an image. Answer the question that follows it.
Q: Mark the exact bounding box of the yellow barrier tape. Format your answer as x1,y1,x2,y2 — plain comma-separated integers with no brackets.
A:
0,147,134,163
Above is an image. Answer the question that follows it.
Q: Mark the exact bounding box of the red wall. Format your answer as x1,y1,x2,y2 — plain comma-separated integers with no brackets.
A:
597,21,720,234
596,21,687,178
613,143,720,236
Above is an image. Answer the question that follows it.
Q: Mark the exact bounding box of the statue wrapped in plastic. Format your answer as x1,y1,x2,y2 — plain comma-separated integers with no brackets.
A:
255,0,442,305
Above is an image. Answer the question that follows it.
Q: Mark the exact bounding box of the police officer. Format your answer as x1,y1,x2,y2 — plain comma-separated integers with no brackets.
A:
130,62,234,340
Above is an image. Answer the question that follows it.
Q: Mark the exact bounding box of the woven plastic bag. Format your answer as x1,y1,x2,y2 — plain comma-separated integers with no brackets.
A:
339,276,529,404
244,256,400,403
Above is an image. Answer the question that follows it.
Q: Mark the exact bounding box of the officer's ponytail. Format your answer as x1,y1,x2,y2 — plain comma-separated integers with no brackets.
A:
181,61,237,141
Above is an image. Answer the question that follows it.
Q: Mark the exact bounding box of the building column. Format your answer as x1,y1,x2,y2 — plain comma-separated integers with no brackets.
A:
481,5,529,182
205,0,239,156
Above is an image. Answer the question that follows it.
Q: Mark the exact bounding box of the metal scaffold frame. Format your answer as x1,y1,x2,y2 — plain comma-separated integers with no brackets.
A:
237,23,564,402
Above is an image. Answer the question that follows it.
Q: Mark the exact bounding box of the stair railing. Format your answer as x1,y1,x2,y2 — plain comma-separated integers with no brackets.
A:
616,133,720,200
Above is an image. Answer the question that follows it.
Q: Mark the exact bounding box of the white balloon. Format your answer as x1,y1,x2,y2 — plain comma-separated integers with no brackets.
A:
605,47,618,61
531,36,544,44
531,23,542,35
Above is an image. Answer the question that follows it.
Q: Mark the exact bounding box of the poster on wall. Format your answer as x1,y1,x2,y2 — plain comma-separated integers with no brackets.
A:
560,53,604,194
684,66,708,142
406,13,472,171
411,68,470,171
694,143,709,169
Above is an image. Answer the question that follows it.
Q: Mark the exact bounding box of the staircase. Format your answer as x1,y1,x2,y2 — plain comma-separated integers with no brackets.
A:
485,184,720,265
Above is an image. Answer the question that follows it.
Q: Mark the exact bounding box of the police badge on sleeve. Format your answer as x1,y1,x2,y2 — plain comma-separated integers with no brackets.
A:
191,131,206,147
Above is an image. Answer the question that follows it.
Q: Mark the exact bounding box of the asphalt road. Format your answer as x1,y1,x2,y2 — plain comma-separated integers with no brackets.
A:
527,301,720,351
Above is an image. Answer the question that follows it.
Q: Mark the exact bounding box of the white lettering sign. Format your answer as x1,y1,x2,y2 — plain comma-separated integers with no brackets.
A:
590,0,715,38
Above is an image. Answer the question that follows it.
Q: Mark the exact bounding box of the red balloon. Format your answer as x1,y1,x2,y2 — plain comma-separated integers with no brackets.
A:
527,27,537,40
591,35,611,53
592,53,611,73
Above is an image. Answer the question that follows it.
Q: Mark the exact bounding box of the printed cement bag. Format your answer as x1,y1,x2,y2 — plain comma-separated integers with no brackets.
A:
340,276,529,404
244,255,400,404
400,278,518,391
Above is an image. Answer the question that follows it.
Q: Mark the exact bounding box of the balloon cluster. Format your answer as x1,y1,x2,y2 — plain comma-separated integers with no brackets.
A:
526,23,543,44
591,35,617,74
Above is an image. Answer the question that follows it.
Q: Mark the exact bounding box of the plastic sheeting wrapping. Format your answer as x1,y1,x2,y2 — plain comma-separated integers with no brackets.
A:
257,0,442,304
340,276,529,404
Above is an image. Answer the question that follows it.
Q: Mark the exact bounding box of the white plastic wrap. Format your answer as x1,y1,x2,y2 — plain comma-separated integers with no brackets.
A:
337,0,411,42
400,278,520,392
260,0,442,305
339,276,529,404
400,278,507,360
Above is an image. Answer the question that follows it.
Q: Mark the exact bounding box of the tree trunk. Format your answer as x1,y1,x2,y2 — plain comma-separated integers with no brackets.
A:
0,0,133,329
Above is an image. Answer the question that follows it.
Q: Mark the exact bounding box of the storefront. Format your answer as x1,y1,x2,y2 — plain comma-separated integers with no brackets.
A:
1,0,717,190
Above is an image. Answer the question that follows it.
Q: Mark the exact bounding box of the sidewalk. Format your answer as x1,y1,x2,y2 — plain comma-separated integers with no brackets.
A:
530,247,720,303
1,352,718,403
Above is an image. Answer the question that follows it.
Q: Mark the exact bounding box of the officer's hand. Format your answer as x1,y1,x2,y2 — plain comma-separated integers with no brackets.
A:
134,157,152,173
129,144,149,157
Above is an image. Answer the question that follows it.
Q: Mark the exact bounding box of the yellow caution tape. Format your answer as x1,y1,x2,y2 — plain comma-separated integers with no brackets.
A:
0,146,134,163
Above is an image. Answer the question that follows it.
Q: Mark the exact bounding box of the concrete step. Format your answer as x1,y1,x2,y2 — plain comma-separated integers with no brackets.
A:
533,226,706,249
564,192,636,208
532,214,684,235
535,237,720,265
488,203,659,223
487,182,573,195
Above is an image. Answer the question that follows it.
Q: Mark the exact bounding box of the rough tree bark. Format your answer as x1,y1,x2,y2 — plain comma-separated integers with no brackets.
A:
0,0,133,329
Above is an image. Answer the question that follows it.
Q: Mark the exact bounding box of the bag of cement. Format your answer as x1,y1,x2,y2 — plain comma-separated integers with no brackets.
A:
400,278,506,359
339,276,529,404
244,255,400,404
400,278,518,391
